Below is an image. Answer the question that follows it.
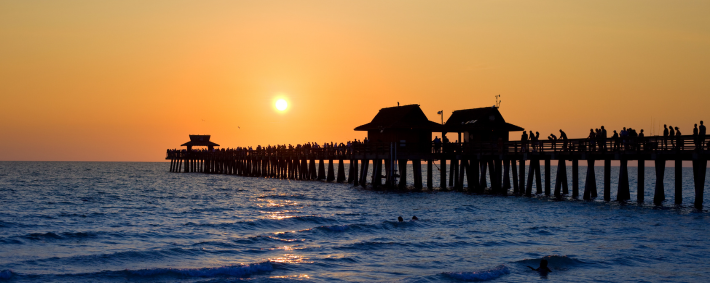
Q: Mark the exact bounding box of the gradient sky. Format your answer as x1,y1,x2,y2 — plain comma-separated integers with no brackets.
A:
1,0,709,161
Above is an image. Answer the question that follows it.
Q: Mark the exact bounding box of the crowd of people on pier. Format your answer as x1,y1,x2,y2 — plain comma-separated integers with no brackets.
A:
167,121,707,159
521,120,707,153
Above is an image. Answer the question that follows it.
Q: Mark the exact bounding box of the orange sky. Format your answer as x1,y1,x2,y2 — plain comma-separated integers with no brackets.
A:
1,0,709,161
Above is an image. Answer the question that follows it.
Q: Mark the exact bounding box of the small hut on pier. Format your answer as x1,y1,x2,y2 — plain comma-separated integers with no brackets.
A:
444,106,524,143
354,104,443,152
181,135,220,151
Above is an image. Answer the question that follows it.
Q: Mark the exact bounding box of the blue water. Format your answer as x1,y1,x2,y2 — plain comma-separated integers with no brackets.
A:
1,161,709,282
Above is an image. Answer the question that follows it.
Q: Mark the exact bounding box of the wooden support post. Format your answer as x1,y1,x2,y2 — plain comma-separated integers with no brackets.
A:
544,159,551,196
360,159,369,188
638,158,645,203
318,158,326,180
511,159,519,194
572,159,579,198
302,157,309,179
372,159,382,188
481,159,489,191
503,159,511,192
555,159,566,199
427,159,433,190
675,158,682,205
440,159,447,190
459,158,467,191
604,159,611,201
583,159,596,200
618,158,630,201
183,157,189,173
310,157,317,180
352,159,359,185
693,157,707,209
526,159,534,197
654,158,666,205
449,159,456,188
413,159,423,191
495,159,503,194
336,158,346,183
519,157,526,196
383,159,391,187
561,159,569,195
535,159,543,195
398,159,407,190
327,158,335,182
468,158,478,192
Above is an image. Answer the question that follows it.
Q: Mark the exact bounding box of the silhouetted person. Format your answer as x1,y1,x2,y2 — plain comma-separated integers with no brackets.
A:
639,129,645,150
601,126,608,151
528,259,552,275
398,216,404,222
663,124,669,150
700,121,707,149
559,130,568,151
529,131,537,152
412,216,418,220
521,131,529,152
669,125,675,148
548,133,557,151
676,127,683,150
588,129,596,151
433,136,442,154
693,124,699,149
612,130,619,151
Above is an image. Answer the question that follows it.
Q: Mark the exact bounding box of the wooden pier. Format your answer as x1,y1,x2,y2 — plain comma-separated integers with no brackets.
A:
167,135,710,209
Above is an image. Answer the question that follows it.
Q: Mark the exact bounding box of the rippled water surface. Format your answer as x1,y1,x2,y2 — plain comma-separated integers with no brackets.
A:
1,161,709,282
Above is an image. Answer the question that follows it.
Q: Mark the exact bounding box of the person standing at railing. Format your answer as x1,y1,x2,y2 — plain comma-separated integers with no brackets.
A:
669,125,676,149
588,129,596,151
676,127,683,150
559,130,568,151
529,131,537,152
433,136,441,154
700,121,706,149
638,129,645,151
601,126,608,151
693,124,700,149
521,131,529,153
612,130,620,151
663,124,669,150
548,133,557,151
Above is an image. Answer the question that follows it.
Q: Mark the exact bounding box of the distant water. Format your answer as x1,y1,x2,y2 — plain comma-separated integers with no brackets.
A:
1,161,709,282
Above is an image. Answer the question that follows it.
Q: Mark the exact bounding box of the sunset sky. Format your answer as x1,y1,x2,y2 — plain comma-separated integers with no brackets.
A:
1,0,709,161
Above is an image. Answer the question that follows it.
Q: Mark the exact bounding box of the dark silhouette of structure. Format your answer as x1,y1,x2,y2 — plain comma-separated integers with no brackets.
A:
181,135,219,151
443,106,524,143
165,105,709,210
354,104,443,153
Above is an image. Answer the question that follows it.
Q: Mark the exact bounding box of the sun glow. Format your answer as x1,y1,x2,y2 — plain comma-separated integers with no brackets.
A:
275,99,288,111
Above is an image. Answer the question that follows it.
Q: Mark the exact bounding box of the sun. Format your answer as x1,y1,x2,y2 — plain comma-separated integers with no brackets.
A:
275,99,288,111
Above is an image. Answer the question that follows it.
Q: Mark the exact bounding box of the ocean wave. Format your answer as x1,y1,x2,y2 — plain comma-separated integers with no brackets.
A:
443,265,510,281
126,262,273,278
183,215,337,230
516,255,585,269
0,270,13,280
18,231,100,241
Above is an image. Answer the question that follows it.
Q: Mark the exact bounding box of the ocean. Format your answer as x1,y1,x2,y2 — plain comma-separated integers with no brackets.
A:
1,161,709,282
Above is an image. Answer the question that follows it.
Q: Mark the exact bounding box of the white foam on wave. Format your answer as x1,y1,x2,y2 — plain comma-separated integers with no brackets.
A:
444,265,510,281
127,262,272,278
0,270,13,280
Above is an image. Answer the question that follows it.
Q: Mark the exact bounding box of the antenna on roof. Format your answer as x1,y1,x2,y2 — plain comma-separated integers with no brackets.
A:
495,95,501,108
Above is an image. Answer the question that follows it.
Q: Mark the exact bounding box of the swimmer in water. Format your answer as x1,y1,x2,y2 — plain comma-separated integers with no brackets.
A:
412,216,418,220
398,216,404,222
528,259,552,274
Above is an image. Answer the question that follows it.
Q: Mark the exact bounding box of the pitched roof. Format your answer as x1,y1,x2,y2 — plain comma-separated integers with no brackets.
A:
181,135,220,147
444,106,524,132
354,104,444,131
